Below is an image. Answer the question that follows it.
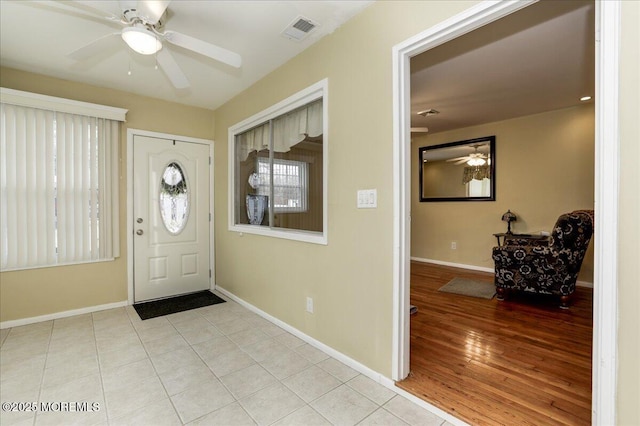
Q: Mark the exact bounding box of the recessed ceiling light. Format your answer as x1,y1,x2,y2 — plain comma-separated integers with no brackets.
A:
580,96,592,102
417,109,440,117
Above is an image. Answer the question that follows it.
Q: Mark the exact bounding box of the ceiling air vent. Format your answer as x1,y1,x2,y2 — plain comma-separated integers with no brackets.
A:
282,16,318,41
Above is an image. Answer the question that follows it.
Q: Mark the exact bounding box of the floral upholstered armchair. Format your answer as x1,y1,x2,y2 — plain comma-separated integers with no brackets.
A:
492,210,594,309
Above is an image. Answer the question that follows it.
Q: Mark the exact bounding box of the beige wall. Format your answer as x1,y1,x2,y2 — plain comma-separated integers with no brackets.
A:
0,67,215,322
214,5,638,419
617,1,640,423
213,0,477,376
421,160,468,198
0,0,637,423
412,104,595,282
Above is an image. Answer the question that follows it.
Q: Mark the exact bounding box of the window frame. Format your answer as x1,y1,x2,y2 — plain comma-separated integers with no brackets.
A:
0,88,126,271
228,79,328,245
256,157,309,214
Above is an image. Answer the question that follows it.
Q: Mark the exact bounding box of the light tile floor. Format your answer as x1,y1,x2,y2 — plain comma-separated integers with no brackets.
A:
0,294,451,426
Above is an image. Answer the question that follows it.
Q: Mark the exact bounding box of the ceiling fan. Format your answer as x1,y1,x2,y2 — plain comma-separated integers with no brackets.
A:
446,144,489,166
66,0,242,89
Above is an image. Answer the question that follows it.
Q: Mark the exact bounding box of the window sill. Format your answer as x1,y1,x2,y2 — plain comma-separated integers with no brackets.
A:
0,257,117,273
229,224,327,245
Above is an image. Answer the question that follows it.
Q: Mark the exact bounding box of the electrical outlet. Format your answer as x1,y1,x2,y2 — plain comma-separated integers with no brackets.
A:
451,241,457,250
306,297,314,313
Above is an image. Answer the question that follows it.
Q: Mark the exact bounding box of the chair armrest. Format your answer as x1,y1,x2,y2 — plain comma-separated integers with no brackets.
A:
492,244,552,267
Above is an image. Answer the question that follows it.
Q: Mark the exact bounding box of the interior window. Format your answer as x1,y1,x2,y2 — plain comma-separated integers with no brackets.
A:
229,80,327,244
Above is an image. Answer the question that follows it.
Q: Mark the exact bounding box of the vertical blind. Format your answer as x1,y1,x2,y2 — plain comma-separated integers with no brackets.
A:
0,103,120,271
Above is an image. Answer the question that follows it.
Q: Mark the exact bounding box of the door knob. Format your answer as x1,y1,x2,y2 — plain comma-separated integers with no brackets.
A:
136,218,143,223
136,229,144,236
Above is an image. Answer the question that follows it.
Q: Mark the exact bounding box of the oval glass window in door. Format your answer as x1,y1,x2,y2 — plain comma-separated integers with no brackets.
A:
159,162,189,235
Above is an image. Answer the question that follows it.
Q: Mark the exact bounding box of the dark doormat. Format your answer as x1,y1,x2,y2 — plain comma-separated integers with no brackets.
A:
133,290,226,320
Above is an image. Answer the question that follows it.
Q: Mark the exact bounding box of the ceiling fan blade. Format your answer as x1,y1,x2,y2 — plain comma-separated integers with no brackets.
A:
453,158,470,165
69,0,122,21
156,48,190,89
163,30,242,68
446,156,469,162
68,32,121,61
118,0,137,11
136,0,171,25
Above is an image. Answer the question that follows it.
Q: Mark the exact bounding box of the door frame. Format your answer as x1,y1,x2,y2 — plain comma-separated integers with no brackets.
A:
126,128,215,305
391,1,620,425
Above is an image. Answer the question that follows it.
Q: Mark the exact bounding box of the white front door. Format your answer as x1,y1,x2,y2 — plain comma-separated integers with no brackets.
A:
133,135,210,302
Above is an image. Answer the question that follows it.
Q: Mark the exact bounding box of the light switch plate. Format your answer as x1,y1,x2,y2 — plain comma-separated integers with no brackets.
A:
357,189,377,208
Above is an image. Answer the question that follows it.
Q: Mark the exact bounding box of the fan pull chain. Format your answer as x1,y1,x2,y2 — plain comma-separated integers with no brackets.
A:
128,60,132,76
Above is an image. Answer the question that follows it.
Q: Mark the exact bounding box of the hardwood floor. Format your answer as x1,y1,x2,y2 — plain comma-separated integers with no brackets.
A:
397,261,592,426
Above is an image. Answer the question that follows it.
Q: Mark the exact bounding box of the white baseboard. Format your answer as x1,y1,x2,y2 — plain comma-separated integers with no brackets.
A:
576,280,593,288
410,256,494,273
215,286,469,426
410,257,594,288
0,300,128,330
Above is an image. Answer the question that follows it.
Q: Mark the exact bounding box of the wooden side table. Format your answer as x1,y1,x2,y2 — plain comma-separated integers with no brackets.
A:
493,233,549,247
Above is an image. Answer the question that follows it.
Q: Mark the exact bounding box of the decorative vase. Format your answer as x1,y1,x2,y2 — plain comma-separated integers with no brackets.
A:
246,194,268,225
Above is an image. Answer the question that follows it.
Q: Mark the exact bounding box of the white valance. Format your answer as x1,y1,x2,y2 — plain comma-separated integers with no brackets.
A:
236,99,322,161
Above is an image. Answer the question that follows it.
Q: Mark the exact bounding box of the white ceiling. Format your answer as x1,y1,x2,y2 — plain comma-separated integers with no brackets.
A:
1,0,594,129
0,0,373,110
411,0,595,134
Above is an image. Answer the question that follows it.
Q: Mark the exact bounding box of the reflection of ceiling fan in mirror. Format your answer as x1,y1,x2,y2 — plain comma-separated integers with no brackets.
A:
65,0,242,89
446,144,490,166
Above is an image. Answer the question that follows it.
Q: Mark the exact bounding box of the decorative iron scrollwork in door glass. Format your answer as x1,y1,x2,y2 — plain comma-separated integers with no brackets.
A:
159,162,189,234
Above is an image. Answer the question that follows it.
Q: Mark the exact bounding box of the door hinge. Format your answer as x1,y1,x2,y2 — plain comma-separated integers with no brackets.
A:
209,156,212,165
209,269,212,278
209,213,212,222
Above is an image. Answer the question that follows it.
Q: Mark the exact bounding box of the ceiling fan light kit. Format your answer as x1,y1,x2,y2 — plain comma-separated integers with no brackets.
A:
66,0,242,89
445,143,490,166
121,25,162,55
467,157,486,167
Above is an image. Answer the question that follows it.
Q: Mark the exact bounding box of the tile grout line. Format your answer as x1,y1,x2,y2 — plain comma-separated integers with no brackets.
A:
34,320,54,425
91,311,109,425
3,302,447,426
127,305,184,425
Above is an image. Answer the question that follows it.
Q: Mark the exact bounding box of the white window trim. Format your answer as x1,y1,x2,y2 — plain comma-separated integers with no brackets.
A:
228,79,328,245
0,89,126,271
0,87,128,121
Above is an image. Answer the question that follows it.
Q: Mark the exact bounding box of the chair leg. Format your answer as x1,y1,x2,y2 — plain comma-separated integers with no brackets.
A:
559,295,571,309
496,287,505,301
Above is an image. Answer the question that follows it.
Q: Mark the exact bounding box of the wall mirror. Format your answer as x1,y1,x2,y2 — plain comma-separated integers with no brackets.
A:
419,136,495,202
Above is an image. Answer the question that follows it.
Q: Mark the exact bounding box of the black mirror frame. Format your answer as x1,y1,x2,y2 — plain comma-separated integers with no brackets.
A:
419,135,496,202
